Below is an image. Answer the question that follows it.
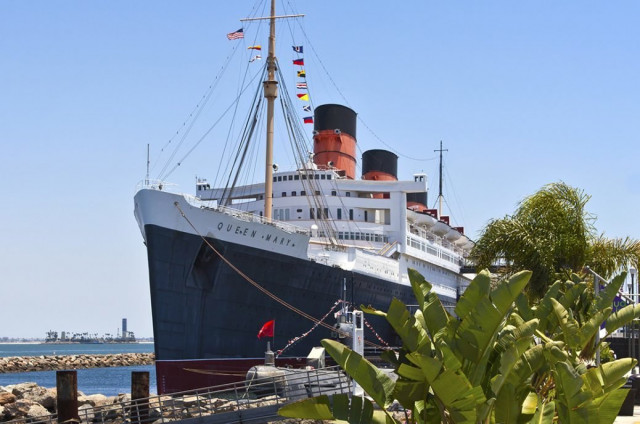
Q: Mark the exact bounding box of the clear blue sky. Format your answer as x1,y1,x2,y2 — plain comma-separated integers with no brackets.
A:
1,1,639,338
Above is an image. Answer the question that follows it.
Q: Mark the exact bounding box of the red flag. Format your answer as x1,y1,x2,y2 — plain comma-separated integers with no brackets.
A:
293,58,304,66
257,320,275,339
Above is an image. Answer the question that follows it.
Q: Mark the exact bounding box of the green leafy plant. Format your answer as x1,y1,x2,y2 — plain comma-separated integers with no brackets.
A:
279,269,639,423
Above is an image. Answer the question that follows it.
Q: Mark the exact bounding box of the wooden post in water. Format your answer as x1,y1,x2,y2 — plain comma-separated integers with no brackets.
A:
131,371,150,424
56,370,80,423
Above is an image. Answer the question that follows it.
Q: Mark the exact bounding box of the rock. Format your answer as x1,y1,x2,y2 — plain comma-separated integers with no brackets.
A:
78,393,108,407
3,399,35,420
9,382,39,398
78,403,95,423
22,386,55,410
182,395,201,408
116,393,131,404
26,402,49,418
0,391,16,405
93,404,121,422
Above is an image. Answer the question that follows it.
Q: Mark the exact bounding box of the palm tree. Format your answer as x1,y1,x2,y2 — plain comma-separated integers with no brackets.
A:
471,182,640,299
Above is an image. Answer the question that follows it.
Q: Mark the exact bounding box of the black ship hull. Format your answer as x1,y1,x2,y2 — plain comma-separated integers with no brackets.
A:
144,223,456,394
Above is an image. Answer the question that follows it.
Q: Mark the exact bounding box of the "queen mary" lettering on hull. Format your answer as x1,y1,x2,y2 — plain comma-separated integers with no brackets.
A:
217,222,295,247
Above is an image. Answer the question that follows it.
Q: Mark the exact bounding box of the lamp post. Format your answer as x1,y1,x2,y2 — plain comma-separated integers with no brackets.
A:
631,268,638,368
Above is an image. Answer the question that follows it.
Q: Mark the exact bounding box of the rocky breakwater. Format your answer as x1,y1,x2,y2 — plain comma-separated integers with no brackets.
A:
0,353,154,373
0,382,302,423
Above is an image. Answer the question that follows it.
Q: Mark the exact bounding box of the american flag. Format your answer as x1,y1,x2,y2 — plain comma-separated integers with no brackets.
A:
227,28,244,40
296,82,308,89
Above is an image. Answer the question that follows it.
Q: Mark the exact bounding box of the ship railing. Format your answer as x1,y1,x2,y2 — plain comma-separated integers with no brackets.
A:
408,223,468,257
8,365,350,424
135,179,180,193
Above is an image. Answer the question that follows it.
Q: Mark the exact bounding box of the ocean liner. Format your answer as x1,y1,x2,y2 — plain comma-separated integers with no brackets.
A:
134,2,474,395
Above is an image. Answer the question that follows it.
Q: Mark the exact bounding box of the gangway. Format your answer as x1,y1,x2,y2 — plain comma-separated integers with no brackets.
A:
6,365,351,424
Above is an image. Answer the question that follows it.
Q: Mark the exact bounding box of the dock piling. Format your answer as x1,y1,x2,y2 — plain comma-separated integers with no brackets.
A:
56,370,80,423
131,371,150,423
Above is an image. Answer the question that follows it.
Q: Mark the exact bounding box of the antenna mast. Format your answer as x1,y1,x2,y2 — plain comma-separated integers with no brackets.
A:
146,144,150,185
434,140,448,217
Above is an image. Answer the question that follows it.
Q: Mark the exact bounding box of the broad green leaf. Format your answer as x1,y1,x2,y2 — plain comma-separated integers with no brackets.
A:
454,269,491,319
550,298,581,348
397,363,424,381
515,292,534,321
386,298,425,352
600,358,636,392
507,345,545,387
559,281,587,311
494,381,521,423
408,268,432,306
553,361,594,422
595,272,627,313
360,305,387,317
530,400,555,424
521,392,538,415
578,307,611,353
321,339,395,409
491,270,532,313
605,303,640,335
349,395,364,423
278,394,391,424
394,379,428,409
422,291,450,338
534,281,562,332
278,395,334,420
592,389,630,424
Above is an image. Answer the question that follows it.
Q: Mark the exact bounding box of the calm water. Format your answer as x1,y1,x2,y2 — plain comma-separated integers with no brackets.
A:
0,343,157,395
0,343,154,358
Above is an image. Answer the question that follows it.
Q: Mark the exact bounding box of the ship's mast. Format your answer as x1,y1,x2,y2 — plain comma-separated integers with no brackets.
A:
263,0,278,221
240,3,303,221
434,141,448,217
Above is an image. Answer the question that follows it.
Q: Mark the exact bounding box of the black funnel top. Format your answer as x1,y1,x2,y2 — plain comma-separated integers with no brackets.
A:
362,149,398,178
314,104,357,139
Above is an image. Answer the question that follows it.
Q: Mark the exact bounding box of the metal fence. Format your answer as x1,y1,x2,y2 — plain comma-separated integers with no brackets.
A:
5,366,350,424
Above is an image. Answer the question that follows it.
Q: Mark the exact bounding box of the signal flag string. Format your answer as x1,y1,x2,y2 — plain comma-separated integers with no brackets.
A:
173,202,388,350
275,299,345,357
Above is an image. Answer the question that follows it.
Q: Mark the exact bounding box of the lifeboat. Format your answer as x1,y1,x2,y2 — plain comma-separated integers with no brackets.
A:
445,228,462,242
431,220,450,236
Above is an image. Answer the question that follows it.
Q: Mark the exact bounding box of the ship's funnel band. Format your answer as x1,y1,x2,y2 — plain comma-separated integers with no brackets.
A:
313,130,357,180
362,149,398,180
362,171,398,181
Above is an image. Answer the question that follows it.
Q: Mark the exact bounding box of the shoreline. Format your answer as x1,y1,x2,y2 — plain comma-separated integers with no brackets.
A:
0,341,154,345
0,353,154,374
